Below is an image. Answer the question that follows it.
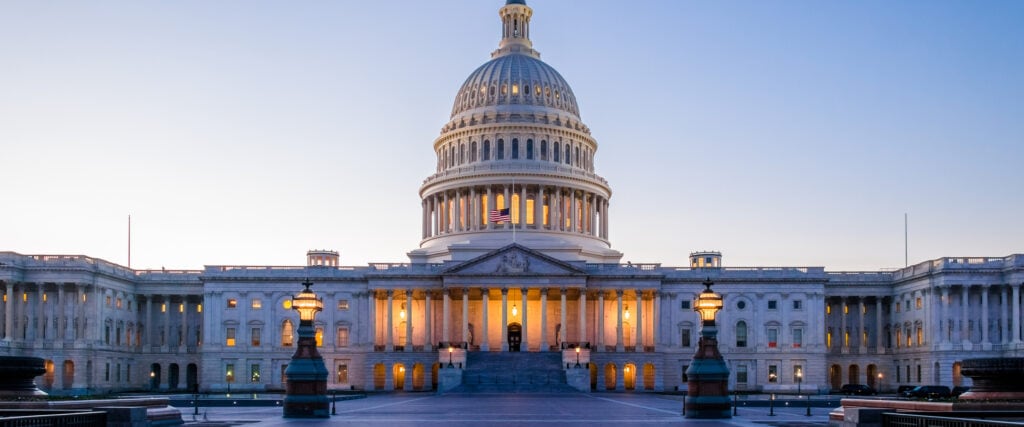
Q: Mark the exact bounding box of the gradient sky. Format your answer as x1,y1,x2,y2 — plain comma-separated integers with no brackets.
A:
2,1,1022,271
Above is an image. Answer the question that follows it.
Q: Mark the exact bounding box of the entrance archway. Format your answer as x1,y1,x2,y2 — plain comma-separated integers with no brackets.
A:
62,361,74,390
867,364,877,388
643,363,656,390
412,363,424,391
43,360,55,390
507,323,522,352
829,364,841,390
624,363,636,390
187,364,198,392
150,363,161,389
589,363,597,391
169,364,180,389
604,363,616,390
373,363,385,390
393,363,405,390
848,364,859,385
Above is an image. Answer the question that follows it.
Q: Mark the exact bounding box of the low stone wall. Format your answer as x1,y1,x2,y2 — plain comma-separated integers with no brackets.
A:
0,397,182,426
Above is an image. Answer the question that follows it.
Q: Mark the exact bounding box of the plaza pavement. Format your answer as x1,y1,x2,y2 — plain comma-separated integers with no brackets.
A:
183,393,830,427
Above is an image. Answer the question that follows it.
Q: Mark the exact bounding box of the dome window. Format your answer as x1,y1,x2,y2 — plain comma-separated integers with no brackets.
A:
526,139,534,160
512,84,519,95
511,139,519,159
524,85,530,96
483,140,491,161
501,84,508,95
496,139,505,160
555,90,560,100
553,142,560,163
535,85,542,96
480,85,486,94
540,140,548,161
545,86,551,97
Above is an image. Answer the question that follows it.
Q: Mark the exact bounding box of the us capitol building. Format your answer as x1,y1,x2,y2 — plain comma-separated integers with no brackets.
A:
2,0,1022,395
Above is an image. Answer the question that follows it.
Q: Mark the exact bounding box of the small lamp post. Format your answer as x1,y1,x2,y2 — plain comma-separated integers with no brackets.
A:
575,347,581,368
684,278,731,419
877,372,883,394
797,369,802,396
283,280,329,418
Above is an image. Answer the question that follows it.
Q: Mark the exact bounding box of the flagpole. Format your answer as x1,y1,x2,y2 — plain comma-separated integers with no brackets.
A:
128,214,132,269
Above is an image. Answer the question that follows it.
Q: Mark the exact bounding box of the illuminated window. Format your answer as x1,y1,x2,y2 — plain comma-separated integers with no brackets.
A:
227,299,237,309
915,298,922,309
895,329,902,348
225,364,235,383
251,327,261,346
106,296,112,307
844,330,850,346
81,293,87,303
282,320,294,347
315,327,324,347
337,327,349,347
826,304,831,315
526,199,535,225
843,304,849,314
794,365,803,383
42,293,48,303
827,328,833,348
179,303,184,313
768,365,778,382
282,300,292,310
161,303,167,313
197,304,203,313
511,194,520,223
511,84,519,95
337,300,350,310
337,364,348,383
250,364,261,383
225,328,236,347
116,298,122,309
251,299,262,309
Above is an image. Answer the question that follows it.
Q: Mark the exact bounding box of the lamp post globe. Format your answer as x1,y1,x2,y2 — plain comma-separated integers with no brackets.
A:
684,278,731,419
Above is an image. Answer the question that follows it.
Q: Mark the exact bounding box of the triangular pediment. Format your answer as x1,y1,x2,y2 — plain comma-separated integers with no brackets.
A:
441,244,586,276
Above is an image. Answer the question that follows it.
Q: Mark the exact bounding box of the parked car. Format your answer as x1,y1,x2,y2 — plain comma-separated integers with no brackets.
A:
840,384,878,396
901,385,952,399
896,385,916,395
951,386,970,397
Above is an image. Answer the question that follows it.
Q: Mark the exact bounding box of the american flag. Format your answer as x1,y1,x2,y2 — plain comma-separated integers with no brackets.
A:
489,208,511,223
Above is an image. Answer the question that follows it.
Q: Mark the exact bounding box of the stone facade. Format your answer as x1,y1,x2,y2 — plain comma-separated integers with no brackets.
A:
2,0,1022,396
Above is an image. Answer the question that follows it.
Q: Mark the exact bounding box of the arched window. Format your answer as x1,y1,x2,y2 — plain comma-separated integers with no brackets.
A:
281,320,294,347
459,144,465,164
483,140,491,161
540,140,547,160
526,139,534,160
442,150,447,169
575,146,580,166
553,142,560,162
470,141,478,162
497,139,505,160
735,321,748,347
565,145,571,165
511,138,519,159
449,145,455,167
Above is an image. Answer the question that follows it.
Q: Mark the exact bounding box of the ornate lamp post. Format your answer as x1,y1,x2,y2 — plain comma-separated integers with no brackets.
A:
283,280,329,418
684,278,731,419
575,347,581,368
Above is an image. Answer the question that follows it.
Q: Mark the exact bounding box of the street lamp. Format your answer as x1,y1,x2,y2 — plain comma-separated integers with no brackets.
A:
575,347,581,368
283,280,329,418
877,372,883,394
684,278,731,419
797,369,802,395
448,346,454,368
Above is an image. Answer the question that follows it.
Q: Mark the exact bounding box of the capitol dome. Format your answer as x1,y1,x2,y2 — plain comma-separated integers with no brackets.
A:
410,0,621,265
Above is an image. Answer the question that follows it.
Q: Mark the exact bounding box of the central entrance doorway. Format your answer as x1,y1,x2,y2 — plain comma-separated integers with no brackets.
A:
507,323,522,352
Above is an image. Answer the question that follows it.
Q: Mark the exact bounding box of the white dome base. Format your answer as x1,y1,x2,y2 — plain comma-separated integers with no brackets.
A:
409,230,622,264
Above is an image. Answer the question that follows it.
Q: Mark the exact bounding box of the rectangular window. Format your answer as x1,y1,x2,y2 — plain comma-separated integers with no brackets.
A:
197,304,203,313
916,297,922,309
896,365,902,383
179,303,184,313
116,298,122,309
681,328,691,348
251,327,261,346
338,300,350,310
106,296,112,307
226,364,235,383
226,328,236,347
906,365,911,383
895,302,901,313
768,300,778,310
681,365,689,383
768,365,778,382
843,304,849,314
767,328,778,348
337,328,349,347
826,304,831,315
794,365,803,383
793,300,802,310
905,300,911,311
251,299,262,309
315,327,324,347
737,365,748,384
105,363,110,382
337,364,348,383
251,364,261,383
227,299,237,309
916,364,921,382
680,301,690,310
793,328,803,348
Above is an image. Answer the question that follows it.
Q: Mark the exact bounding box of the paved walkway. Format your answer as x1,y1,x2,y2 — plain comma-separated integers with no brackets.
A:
184,393,829,426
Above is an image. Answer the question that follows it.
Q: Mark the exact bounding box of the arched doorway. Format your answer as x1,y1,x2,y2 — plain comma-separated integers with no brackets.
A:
169,364,180,389
431,363,439,390
187,364,198,392
373,363,385,390
604,363,616,390
412,363,424,391
848,364,859,385
393,364,406,390
589,363,597,391
829,364,841,390
150,363,161,389
624,363,636,390
643,363,656,391
952,362,962,387
43,360,55,390
867,365,877,388
62,361,74,390
507,323,522,352
933,362,940,384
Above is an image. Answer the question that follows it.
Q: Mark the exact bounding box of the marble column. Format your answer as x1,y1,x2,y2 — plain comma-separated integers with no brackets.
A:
940,286,949,344
1012,284,1021,344
560,288,567,347
386,290,394,351
486,187,494,230
653,291,661,348
462,288,469,345
540,288,548,351
57,286,65,340
840,297,848,349
519,185,527,230
181,298,189,347
579,291,587,346
858,299,866,351
367,292,376,347
981,285,990,349
616,290,624,352
481,288,490,351
521,288,529,351
875,298,883,351
2,283,10,340
163,295,171,347
570,189,577,232
37,285,45,340
536,186,544,229
501,288,509,351
424,291,433,349
1001,285,1009,344
503,185,511,230
597,291,605,351
635,291,644,352
405,290,413,351
442,289,451,343
961,286,970,346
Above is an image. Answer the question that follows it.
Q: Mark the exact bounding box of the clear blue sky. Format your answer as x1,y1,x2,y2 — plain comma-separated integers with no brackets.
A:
2,1,1022,271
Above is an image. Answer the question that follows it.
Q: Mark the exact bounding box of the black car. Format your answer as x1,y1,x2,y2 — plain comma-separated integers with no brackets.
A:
951,386,970,397
901,385,952,399
896,385,916,395
840,384,877,396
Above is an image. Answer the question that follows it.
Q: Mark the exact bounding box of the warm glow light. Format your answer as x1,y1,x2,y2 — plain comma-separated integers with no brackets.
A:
624,304,630,320
291,280,323,322
399,303,406,320
511,304,518,317
149,371,155,378
448,347,453,353
694,278,724,323
576,347,580,354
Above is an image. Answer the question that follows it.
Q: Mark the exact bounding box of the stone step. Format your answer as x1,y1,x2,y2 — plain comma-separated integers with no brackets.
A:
450,351,575,393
